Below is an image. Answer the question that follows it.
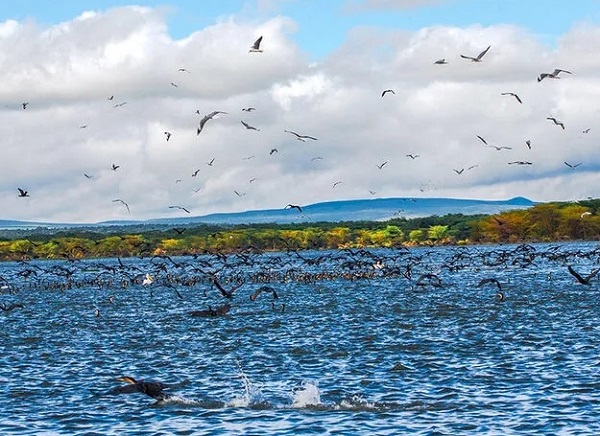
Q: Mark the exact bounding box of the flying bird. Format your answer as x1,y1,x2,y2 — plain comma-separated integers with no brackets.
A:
17,188,29,197
285,204,303,212
270,148,278,155
332,181,343,188
477,278,503,292
206,158,215,166
84,173,93,179
197,111,227,135
583,128,591,134
249,285,279,301
460,45,491,62
192,169,201,177
381,89,395,97
112,199,130,213
210,276,244,299
113,102,127,108
170,82,178,88
284,130,318,141
113,376,172,401
476,135,488,145
22,102,29,110
249,36,263,53
525,140,532,149
164,131,172,141
564,162,582,169
406,154,420,159
433,58,448,65
508,161,533,165
377,161,389,169
111,164,120,171
169,205,191,214
501,92,522,104
537,68,572,82
234,190,246,197
242,107,256,112
546,117,565,130
567,265,600,285
241,120,260,131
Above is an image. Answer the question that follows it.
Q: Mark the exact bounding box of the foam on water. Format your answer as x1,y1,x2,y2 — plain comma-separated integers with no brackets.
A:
291,380,322,408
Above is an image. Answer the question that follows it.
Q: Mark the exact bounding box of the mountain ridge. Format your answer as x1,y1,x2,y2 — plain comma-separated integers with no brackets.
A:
0,196,536,229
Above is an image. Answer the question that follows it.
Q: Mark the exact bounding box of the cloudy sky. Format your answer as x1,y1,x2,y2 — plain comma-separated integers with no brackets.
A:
2,0,600,223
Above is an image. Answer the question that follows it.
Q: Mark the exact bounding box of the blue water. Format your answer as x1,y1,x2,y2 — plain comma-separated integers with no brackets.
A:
1,243,599,435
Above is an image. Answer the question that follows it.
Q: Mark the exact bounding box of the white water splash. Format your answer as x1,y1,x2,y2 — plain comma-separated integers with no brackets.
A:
292,380,322,408
227,358,263,407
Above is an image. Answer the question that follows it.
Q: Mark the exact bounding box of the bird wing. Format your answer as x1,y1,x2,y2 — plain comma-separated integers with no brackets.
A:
568,265,589,284
253,36,263,49
476,45,491,60
476,135,487,145
460,54,475,61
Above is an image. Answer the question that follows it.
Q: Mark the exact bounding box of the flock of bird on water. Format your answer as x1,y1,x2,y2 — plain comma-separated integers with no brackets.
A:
4,36,596,403
2,235,599,401
13,36,584,218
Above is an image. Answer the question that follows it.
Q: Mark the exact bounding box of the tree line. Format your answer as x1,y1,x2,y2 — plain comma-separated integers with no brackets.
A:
0,199,598,260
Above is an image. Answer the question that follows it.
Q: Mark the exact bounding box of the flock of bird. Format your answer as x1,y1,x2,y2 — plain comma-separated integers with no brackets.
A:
10,31,588,221
2,241,600,400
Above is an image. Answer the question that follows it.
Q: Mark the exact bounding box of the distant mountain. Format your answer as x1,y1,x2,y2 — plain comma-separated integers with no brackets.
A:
0,196,535,230
144,196,536,225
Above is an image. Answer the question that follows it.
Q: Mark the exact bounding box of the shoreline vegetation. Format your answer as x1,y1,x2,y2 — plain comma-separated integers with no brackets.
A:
1,199,599,261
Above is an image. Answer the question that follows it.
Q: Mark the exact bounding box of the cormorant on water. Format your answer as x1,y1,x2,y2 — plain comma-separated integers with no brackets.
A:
114,376,170,401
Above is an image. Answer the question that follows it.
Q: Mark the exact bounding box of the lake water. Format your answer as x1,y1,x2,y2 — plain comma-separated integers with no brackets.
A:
1,243,599,435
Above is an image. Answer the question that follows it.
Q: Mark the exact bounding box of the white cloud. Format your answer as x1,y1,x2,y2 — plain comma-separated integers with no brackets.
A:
0,6,599,223
345,0,445,11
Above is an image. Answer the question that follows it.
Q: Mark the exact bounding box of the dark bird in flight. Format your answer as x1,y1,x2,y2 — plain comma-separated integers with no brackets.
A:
488,145,512,151
415,273,443,288
501,92,522,104
113,376,171,401
332,181,343,188
234,190,246,197
249,36,263,53
477,278,503,292
284,130,318,141
454,168,465,175
270,148,278,155
241,120,260,131
567,265,600,285
178,68,190,72
169,205,190,214
108,95,114,100
525,140,532,149
433,58,448,64
242,107,256,112
508,161,533,165
381,89,395,97
583,128,591,134
460,45,491,62
250,285,279,301
172,228,186,235
285,204,303,212
406,154,420,159
192,169,200,177
22,102,29,110
311,156,323,161
377,161,388,169
170,82,178,88
113,102,127,108
197,111,227,135
476,135,488,145
206,158,215,166
564,162,582,169
111,164,120,171
538,68,572,82
17,188,29,197
112,199,130,213
84,173,93,179
369,190,376,195
547,117,565,129
164,131,172,141
210,276,244,299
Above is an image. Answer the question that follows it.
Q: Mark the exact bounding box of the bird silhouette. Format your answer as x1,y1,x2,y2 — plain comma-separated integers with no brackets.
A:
567,265,600,285
197,111,227,135
381,89,395,97
17,188,29,197
501,92,522,104
112,199,130,213
285,204,303,212
547,117,565,129
460,45,491,62
284,130,318,141
241,120,260,131
249,36,263,53
169,205,190,214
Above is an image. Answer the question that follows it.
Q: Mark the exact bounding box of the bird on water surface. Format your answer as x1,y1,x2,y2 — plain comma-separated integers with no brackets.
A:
114,376,171,401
